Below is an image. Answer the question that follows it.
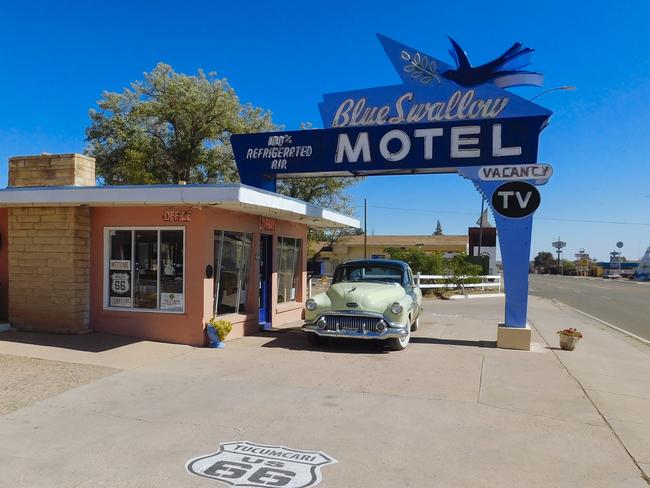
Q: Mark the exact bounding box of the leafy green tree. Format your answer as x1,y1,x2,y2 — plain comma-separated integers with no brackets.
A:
86,64,360,248
533,251,555,274
86,63,274,184
561,259,575,275
433,220,444,236
384,247,445,275
444,253,482,286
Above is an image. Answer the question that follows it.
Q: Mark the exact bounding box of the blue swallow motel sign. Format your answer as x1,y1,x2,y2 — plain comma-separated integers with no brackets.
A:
232,34,554,348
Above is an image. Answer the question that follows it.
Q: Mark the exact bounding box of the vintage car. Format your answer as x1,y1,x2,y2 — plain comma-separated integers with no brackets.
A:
303,259,423,350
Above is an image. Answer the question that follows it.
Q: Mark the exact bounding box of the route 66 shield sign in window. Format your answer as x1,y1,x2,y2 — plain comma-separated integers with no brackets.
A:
186,441,336,488
109,271,132,307
111,272,130,294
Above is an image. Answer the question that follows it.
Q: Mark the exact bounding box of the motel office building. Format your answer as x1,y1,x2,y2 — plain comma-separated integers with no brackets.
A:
0,154,357,346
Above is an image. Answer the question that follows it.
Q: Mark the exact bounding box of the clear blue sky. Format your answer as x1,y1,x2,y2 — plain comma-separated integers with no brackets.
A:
1,0,649,261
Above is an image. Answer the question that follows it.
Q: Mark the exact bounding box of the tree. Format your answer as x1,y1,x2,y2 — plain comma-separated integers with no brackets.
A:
433,220,444,236
561,259,575,275
533,252,555,274
86,65,360,249
86,63,275,184
444,253,482,286
384,247,445,275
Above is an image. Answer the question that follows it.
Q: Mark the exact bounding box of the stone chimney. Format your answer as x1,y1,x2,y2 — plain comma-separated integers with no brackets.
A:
6,153,95,333
9,153,96,187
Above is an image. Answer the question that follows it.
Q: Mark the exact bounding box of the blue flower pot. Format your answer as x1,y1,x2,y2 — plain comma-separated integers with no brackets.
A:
206,326,225,348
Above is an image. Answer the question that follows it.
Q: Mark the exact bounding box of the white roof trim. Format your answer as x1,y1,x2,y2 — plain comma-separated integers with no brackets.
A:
0,184,360,229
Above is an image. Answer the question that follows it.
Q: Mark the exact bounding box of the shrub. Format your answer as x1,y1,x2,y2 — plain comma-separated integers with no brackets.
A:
384,247,445,275
208,318,233,342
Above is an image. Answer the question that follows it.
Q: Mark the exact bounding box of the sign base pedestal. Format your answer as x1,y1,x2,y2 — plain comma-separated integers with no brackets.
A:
497,323,531,351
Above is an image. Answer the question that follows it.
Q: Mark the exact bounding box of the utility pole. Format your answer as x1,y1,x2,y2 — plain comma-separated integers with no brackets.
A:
478,197,485,258
364,198,367,259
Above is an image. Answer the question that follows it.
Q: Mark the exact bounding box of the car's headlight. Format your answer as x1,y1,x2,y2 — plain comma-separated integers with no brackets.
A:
390,302,403,315
305,299,318,311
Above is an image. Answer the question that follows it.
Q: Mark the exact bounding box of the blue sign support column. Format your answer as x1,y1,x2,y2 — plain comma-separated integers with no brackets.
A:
459,165,550,345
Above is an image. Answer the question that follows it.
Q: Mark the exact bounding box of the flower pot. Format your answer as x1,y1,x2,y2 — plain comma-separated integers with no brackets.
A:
206,326,225,348
559,333,579,351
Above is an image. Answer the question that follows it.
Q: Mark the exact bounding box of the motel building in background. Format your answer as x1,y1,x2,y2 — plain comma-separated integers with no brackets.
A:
0,153,358,346
313,234,469,274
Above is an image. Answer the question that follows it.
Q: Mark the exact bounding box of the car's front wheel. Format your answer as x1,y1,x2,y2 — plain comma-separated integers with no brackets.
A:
388,328,410,351
306,333,329,347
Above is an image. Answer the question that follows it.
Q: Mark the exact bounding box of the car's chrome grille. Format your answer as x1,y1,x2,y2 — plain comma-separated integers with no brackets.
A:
322,315,382,333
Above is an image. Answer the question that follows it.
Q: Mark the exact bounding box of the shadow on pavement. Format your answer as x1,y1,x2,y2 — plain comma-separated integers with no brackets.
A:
258,329,390,354
410,337,497,348
0,330,142,353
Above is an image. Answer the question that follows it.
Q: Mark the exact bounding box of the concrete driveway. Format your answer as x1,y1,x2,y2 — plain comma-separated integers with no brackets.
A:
1,297,648,487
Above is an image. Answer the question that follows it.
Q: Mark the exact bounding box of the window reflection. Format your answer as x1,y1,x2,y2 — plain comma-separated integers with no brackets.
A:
134,231,158,309
214,231,252,315
277,237,301,304
107,229,185,312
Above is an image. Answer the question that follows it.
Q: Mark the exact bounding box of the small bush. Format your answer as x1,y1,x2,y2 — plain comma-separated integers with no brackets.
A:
208,318,233,342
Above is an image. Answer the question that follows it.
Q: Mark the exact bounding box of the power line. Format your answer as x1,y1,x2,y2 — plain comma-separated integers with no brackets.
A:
355,204,650,226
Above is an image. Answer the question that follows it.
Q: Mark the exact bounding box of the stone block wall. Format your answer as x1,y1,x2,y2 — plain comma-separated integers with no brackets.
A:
7,207,91,332
6,153,95,333
9,153,95,187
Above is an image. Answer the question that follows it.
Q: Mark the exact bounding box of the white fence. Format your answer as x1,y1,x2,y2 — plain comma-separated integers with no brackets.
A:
308,273,502,296
415,273,502,292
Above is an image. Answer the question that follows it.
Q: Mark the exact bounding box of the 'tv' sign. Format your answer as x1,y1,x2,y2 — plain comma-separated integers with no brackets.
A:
491,182,541,218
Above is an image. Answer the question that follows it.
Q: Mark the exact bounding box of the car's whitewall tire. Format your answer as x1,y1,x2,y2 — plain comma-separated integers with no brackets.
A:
388,328,410,351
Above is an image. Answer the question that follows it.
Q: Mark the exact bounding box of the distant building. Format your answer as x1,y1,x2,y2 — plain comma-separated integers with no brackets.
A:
312,234,468,274
468,227,497,275
574,249,601,277
597,260,639,278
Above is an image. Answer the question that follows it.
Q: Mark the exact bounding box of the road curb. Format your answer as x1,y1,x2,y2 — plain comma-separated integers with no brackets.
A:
551,299,650,346
449,293,505,300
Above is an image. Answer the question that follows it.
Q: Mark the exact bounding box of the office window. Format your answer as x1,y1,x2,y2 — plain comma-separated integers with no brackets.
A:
214,231,252,315
277,237,301,303
107,229,184,312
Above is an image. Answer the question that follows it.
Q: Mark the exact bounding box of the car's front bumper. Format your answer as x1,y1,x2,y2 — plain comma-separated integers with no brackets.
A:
302,311,409,341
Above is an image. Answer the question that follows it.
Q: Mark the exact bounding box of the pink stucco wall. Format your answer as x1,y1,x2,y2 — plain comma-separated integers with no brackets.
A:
90,205,307,346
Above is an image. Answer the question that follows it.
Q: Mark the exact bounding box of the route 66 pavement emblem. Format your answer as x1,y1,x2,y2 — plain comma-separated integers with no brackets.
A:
186,441,337,487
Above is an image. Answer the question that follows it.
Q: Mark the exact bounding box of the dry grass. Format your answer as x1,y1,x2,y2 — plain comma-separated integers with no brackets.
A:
0,354,118,415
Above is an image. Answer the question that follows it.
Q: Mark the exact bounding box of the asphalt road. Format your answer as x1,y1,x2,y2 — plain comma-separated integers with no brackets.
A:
529,274,650,341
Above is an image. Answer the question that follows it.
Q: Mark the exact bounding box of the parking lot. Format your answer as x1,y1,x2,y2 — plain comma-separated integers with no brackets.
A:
1,297,649,487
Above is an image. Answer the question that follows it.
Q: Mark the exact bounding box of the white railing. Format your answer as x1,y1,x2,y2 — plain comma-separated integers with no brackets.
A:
415,273,502,293
308,273,502,296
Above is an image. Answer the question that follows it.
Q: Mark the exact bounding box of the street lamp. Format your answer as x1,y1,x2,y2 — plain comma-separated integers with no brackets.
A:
529,85,576,102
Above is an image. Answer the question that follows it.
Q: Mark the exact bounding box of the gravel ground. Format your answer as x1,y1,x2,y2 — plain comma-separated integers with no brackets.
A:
0,354,119,415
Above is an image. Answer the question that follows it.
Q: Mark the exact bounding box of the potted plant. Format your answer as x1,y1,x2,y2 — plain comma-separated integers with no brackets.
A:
557,328,582,351
206,318,232,348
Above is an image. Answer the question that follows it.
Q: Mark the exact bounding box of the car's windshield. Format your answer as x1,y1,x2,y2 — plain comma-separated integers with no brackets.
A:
333,264,403,284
